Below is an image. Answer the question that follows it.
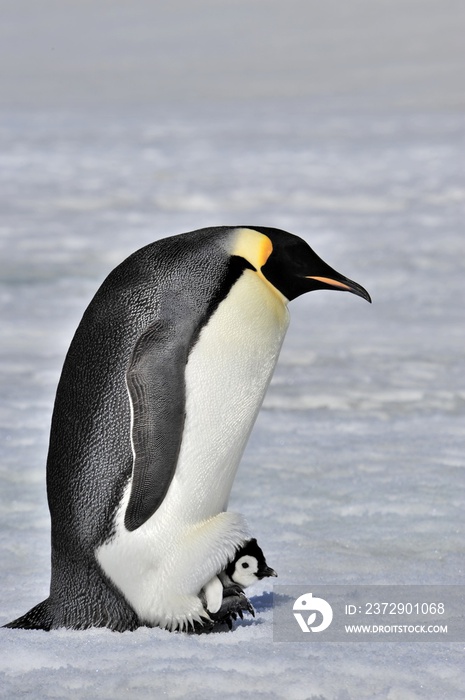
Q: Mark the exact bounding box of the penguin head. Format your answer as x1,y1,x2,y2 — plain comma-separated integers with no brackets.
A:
227,539,277,588
231,226,371,303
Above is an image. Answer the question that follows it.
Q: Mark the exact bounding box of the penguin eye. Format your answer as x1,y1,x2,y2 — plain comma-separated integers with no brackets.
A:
241,562,249,569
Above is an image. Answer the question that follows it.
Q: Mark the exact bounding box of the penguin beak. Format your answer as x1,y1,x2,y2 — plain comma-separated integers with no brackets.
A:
259,566,278,579
306,273,372,303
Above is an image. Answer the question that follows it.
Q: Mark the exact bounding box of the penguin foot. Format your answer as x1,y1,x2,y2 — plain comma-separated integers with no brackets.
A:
192,592,255,634
193,589,255,633
214,588,255,621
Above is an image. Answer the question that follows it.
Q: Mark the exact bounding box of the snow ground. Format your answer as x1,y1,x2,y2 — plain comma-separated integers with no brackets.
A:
1,1,464,698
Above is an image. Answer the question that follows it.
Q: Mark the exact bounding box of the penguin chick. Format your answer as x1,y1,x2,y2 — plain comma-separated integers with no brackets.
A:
202,538,277,623
223,538,278,590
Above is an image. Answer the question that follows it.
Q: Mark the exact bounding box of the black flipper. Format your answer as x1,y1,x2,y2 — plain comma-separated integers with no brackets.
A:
124,320,188,532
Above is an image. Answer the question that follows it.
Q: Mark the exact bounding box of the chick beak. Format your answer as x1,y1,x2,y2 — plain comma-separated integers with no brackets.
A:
259,566,278,579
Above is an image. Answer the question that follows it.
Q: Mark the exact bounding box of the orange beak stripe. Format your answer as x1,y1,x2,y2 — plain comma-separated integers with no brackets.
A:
306,276,354,291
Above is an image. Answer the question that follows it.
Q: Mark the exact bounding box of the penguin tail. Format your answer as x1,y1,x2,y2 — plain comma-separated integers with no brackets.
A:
3,599,54,631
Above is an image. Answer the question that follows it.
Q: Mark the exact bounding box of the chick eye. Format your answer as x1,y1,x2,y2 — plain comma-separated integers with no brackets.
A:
241,562,249,569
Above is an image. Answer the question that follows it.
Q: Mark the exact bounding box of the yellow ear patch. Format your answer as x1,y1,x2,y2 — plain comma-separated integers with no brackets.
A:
231,228,273,270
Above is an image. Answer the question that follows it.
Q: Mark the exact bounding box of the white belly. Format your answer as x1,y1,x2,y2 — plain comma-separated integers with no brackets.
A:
169,268,289,519
97,270,289,628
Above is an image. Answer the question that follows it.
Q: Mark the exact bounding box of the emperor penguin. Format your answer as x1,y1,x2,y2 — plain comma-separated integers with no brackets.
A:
5,226,370,633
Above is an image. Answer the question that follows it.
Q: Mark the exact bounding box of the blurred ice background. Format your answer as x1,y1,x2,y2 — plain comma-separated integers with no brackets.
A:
1,1,464,698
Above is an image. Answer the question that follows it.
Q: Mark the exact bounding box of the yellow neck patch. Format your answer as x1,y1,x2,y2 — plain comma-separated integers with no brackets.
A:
230,227,288,305
231,228,273,270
